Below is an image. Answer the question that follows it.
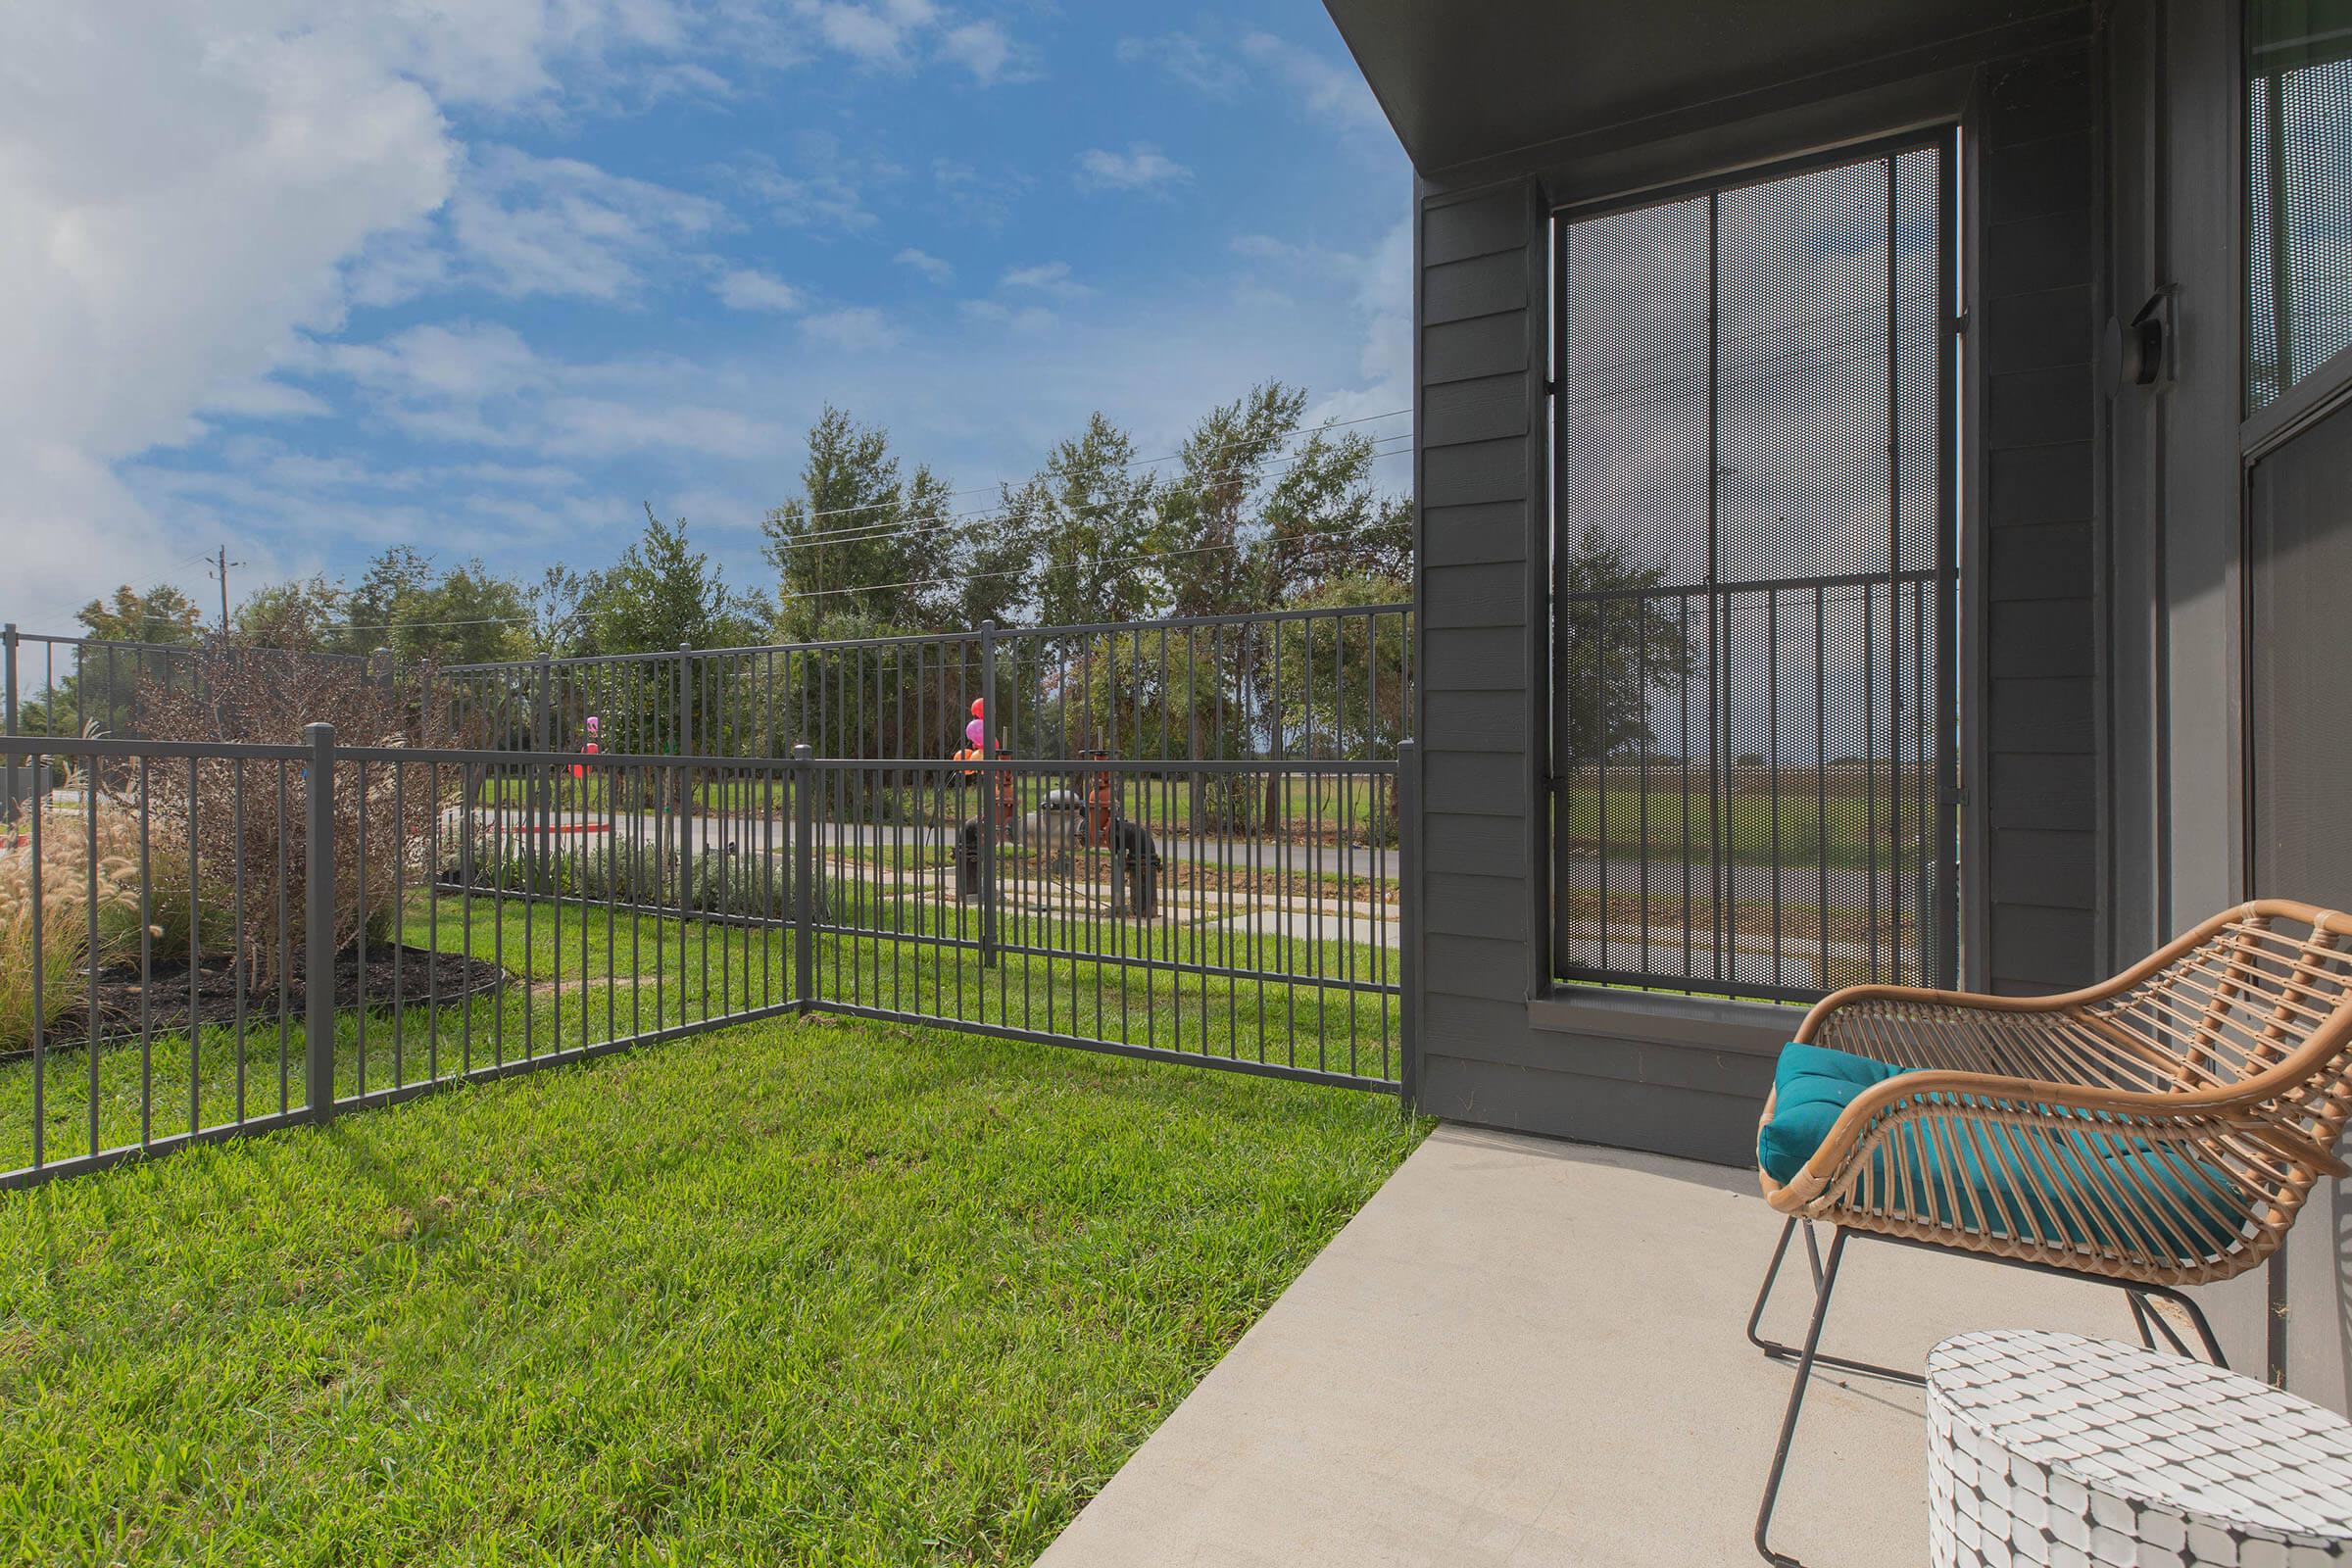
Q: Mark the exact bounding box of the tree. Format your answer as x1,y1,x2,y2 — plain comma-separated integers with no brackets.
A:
1557,525,1693,762
1004,413,1160,631
586,506,764,657
75,584,203,646
232,577,346,651
579,506,765,764
762,407,956,642
1255,425,1410,605
329,547,531,666
1153,383,1305,617
17,584,209,738
523,564,592,657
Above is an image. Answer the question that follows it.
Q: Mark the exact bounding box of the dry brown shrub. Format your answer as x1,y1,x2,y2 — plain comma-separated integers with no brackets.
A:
134,638,461,990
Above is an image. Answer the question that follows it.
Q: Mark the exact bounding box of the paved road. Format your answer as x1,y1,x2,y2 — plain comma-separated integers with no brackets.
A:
474,808,1401,881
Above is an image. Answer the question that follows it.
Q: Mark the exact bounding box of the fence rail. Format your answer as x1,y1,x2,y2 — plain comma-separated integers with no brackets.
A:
0,730,1409,1190
436,603,1412,768
1553,572,1953,1002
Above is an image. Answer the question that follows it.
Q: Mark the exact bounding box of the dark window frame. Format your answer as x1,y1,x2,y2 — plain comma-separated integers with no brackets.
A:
1544,128,1964,1005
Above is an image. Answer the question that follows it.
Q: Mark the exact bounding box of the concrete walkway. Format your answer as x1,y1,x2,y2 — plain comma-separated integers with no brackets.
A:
1040,1124,2149,1568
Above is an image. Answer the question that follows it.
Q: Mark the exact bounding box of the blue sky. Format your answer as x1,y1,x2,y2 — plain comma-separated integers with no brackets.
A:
4,2,1412,627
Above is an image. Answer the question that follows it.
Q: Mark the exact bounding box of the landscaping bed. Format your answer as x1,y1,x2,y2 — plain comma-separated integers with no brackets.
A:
7,943,507,1054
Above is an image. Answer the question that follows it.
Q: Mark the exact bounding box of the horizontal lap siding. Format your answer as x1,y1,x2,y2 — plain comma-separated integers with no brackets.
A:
1418,181,1544,1099
1982,45,2101,996
1402,34,2103,1157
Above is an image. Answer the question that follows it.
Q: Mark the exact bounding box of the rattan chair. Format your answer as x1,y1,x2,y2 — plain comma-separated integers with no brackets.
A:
1747,900,2352,1567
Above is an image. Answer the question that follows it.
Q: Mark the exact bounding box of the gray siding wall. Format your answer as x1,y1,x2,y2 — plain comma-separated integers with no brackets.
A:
1981,46,2103,994
1408,38,2104,1165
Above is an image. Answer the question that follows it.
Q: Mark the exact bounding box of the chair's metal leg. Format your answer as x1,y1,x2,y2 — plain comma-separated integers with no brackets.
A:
2132,1283,2228,1368
1756,1228,1847,1568
2125,1289,2162,1352
1747,1216,1926,1388
1744,1216,1800,1355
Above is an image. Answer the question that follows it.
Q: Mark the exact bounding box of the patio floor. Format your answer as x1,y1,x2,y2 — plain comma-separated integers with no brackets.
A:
1039,1123,2153,1568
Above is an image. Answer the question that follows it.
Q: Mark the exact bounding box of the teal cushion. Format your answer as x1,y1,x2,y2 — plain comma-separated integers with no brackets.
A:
1760,1043,2249,1257
1758,1043,1912,1184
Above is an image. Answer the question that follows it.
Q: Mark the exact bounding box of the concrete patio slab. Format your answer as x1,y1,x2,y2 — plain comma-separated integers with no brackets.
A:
1039,1123,2168,1568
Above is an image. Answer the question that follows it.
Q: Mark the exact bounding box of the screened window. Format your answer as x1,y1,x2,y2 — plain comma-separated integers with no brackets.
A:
1550,139,1959,1003
2249,0,2352,413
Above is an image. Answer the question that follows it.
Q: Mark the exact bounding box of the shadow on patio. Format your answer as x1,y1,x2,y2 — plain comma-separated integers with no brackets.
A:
1040,1123,2146,1568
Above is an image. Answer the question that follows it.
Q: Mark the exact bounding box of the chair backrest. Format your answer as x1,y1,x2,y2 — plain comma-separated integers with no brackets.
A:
2083,901,2352,1237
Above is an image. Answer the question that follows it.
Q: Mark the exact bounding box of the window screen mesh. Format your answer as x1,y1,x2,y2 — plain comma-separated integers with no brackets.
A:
1555,143,1954,1001
2249,1,2352,411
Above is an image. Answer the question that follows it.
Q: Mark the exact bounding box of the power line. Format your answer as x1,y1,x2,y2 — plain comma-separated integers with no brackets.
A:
771,520,1406,609
763,406,1412,533
309,432,1414,634
765,430,1414,558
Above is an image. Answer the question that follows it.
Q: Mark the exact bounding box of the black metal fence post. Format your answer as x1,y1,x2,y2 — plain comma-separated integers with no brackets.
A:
305,721,337,1122
531,652,552,885
1397,739,1421,1109
792,743,815,1012
977,621,999,968
1,622,16,820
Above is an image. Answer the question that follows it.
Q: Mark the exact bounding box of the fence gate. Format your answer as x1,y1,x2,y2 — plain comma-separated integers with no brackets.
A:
1550,134,1959,1002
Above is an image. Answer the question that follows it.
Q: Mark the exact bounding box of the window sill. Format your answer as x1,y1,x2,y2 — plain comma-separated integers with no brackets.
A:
1525,985,1800,1058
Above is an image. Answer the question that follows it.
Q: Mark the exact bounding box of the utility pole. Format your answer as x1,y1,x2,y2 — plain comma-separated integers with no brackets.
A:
209,546,243,631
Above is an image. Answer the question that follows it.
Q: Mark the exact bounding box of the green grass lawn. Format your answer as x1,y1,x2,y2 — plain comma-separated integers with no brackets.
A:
1560,780,1933,871
0,1009,1426,1565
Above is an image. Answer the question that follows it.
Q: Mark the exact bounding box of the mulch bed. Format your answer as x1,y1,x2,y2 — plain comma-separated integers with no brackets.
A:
14,945,508,1053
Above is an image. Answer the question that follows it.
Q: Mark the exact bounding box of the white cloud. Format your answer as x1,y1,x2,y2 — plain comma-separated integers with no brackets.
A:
290,318,801,466
1230,232,1305,262
938,20,1024,85
1075,143,1193,194
450,146,721,301
895,247,955,283
712,269,806,312
801,307,903,352
1116,32,1243,96
0,0,471,622
789,1,1023,83
931,158,1028,227
1238,32,1387,134
1000,261,1093,299
959,300,1056,332
735,132,894,231
1311,217,1413,427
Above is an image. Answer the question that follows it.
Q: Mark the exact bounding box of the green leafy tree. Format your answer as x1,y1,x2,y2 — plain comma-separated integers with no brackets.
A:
1255,426,1410,605
75,584,204,646
762,407,956,643
1153,383,1306,617
20,584,210,736
332,547,530,665
1002,413,1161,631
1558,525,1692,761
579,507,765,766
232,576,346,651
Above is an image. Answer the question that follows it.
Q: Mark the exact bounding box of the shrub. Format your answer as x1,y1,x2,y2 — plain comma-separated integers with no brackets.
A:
0,774,154,1049
134,637,460,990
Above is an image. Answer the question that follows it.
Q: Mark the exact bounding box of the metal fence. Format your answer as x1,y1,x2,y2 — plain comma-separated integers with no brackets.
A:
436,604,1412,773
1,625,379,740
1553,573,1952,1003
0,729,1409,1190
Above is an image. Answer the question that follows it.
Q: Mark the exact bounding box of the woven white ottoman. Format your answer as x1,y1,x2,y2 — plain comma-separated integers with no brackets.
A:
1926,1329,2352,1568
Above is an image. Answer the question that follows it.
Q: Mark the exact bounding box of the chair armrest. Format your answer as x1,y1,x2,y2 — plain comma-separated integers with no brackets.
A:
1796,983,2069,1044
1774,1064,2349,1214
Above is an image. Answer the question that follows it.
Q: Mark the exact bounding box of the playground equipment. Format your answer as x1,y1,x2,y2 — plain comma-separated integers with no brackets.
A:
952,699,1160,918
